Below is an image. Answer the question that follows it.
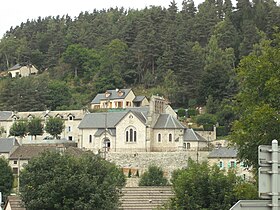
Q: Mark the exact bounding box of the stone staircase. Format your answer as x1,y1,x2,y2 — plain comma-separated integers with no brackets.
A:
119,186,173,210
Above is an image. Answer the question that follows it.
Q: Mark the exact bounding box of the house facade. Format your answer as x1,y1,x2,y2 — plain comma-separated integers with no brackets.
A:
90,88,149,109
208,147,253,180
8,64,38,78
0,110,87,143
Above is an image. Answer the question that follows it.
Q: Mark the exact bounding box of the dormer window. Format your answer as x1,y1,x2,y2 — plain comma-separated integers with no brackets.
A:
12,115,18,121
117,90,124,97
68,114,74,121
56,114,63,119
105,91,111,98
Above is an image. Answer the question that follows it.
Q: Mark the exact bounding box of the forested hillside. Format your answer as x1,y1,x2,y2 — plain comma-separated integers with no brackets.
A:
0,0,280,111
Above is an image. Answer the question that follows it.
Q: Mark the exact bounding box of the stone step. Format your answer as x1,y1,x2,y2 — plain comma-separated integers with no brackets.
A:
120,186,173,210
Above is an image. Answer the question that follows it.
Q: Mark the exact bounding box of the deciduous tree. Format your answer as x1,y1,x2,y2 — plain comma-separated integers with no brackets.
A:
20,151,126,210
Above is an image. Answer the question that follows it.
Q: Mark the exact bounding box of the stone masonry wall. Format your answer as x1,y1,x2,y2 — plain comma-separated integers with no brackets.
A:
106,151,209,179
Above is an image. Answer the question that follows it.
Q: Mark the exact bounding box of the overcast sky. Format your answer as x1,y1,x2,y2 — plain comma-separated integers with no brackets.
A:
0,0,206,38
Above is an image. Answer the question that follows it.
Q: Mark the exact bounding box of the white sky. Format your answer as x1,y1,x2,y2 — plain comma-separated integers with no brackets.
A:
0,0,204,38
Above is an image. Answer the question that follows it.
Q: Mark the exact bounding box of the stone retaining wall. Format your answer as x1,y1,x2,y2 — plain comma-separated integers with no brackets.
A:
106,151,209,178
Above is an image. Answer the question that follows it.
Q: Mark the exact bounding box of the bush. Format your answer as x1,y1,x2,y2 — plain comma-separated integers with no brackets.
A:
139,165,168,186
177,108,186,118
203,124,214,131
216,126,229,136
187,108,198,117
195,113,217,126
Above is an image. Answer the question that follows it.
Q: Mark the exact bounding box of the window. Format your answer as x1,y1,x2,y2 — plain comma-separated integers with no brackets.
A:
219,161,224,169
125,127,137,142
68,136,73,141
169,134,172,142
126,131,129,142
67,126,71,132
89,135,92,143
158,134,161,142
14,160,17,165
228,161,236,168
69,116,73,121
187,143,190,149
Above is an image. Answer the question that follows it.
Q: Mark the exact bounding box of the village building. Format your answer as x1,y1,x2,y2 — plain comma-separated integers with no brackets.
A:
0,110,86,143
208,147,252,180
8,64,38,78
79,95,187,153
0,138,19,159
90,88,149,109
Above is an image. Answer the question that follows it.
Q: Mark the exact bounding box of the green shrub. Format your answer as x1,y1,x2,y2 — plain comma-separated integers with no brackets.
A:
139,165,168,186
177,108,186,118
216,126,229,136
187,108,198,117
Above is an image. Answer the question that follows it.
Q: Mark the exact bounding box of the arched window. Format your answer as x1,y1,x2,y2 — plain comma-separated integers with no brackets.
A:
158,134,161,142
89,135,92,143
169,134,172,142
126,131,129,142
130,128,133,142
134,131,137,142
125,127,137,142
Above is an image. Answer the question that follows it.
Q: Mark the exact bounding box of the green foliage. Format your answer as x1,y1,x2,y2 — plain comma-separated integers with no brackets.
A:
177,108,186,118
187,108,198,117
139,165,168,186
205,95,219,114
44,117,65,139
170,159,257,210
0,2,279,108
9,120,27,137
231,35,280,168
0,158,14,202
216,126,229,136
20,151,126,210
27,117,43,139
195,113,217,126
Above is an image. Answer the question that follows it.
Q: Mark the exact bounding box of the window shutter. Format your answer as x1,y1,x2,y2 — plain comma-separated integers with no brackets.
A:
228,161,231,168
234,161,237,168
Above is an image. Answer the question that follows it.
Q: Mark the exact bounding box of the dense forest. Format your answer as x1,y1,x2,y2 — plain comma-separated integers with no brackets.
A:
0,0,280,111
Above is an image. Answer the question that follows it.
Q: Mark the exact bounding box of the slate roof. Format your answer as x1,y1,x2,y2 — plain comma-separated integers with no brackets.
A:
208,147,237,158
78,112,127,129
0,138,19,153
8,64,22,71
91,88,132,104
8,110,86,120
94,128,116,137
183,128,207,142
133,96,146,102
0,111,12,120
9,145,84,160
153,114,185,129
9,145,57,159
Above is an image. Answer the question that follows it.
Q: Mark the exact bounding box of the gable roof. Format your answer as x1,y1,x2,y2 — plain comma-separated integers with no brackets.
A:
153,114,185,129
8,64,22,71
208,147,237,158
94,128,116,137
133,96,146,102
9,145,57,160
0,138,19,153
91,88,132,104
9,145,84,160
183,128,207,141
